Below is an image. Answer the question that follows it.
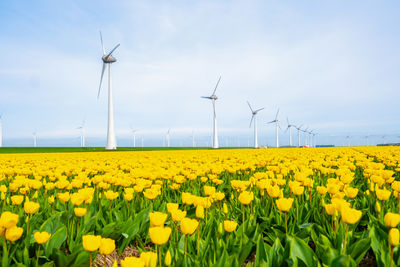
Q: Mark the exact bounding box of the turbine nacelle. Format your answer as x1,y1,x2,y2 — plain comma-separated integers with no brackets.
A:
102,55,117,63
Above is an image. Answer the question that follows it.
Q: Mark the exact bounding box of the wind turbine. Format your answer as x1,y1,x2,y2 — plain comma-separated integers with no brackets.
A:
97,31,120,150
201,76,221,149
295,125,303,147
131,129,138,148
346,135,351,147
267,109,280,148
0,115,2,147
33,132,37,147
191,131,196,147
166,129,171,147
247,101,264,148
309,130,314,147
312,132,317,147
285,117,296,147
77,120,85,147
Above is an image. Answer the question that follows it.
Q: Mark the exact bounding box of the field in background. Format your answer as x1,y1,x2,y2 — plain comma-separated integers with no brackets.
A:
0,147,249,154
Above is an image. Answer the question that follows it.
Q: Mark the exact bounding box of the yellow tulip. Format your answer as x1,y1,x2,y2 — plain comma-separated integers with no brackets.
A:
24,201,40,214
149,227,172,245
276,198,294,212
196,205,204,219
384,212,400,228
344,187,358,199
57,192,70,203
324,204,337,216
376,188,391,201
223,203,228,214
291,185,304,196
341,207,362,225
180,218,199,235
167,203,179,213
223,220,238,232
140,251,157,267
34,231,51,244
99,238,116,255
316,186,328,195
5,226,23,242
238,191,253,205
149,212,168,227
121,256,145,267
171,209,186,222
0,211,19,229
82,235,102,252
11,195,24,205
267,185,280,198
74,207,87,217
165,250,172,266
104,190,119,200
389,228,399,246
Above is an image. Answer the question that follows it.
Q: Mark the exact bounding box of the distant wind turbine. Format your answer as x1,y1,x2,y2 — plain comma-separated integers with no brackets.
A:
267,109,281,148
97,31,120,150
285,117,296,147
247,101,264,148
77,120,86,147
295,125,303,147
191,131,196,147
201,76,221,149
131,129,138,148
33,132,37,147
166,129,171,147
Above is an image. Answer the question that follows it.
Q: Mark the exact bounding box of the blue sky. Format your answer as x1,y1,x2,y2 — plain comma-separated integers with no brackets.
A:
0,0,399,147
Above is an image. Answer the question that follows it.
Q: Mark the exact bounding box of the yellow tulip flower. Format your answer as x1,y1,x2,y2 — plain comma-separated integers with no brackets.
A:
149,226,172,245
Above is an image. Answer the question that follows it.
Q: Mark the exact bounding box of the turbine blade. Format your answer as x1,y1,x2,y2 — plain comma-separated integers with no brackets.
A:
255,108,264,112
212,76,221,95
249,115,254,128
247,101,254,112
106,43,120,58
99,31,105,55
275,108,280,120
97,63,106,99
267,120,275,124
201,96,212,99
286,117,289,125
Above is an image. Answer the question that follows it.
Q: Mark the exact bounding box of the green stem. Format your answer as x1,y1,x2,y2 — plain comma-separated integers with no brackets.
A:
36,246,40,267
90,253,92,267
159,245,162,267
184,235,187,258
242,205,245,234
285,212,287,234
342,224,349,254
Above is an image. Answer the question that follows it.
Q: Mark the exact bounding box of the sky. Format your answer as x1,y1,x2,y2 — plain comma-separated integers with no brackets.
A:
0,0,399,147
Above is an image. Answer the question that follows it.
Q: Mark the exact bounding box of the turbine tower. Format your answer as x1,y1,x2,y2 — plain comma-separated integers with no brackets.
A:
247,101,264,148
77,120,85,147
166,129,171,147
285,117,296,147
267,109,280,148
97,31,120,150
201,76,221,149
33,132,37,147
131,129,138,148
295,125,303,147
0,115,2,147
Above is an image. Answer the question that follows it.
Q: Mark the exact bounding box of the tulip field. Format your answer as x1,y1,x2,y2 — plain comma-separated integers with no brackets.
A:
1,147,400,266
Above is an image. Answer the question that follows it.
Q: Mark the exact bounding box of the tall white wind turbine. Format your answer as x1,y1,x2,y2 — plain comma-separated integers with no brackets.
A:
285,117,296,147
267,109,281,148
201,76,221,149
247,101,264,148
97,31,120,150
131,129,138,148
295,125,303,147
33,132,37,147
77,120,86,147
166,129,171,147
